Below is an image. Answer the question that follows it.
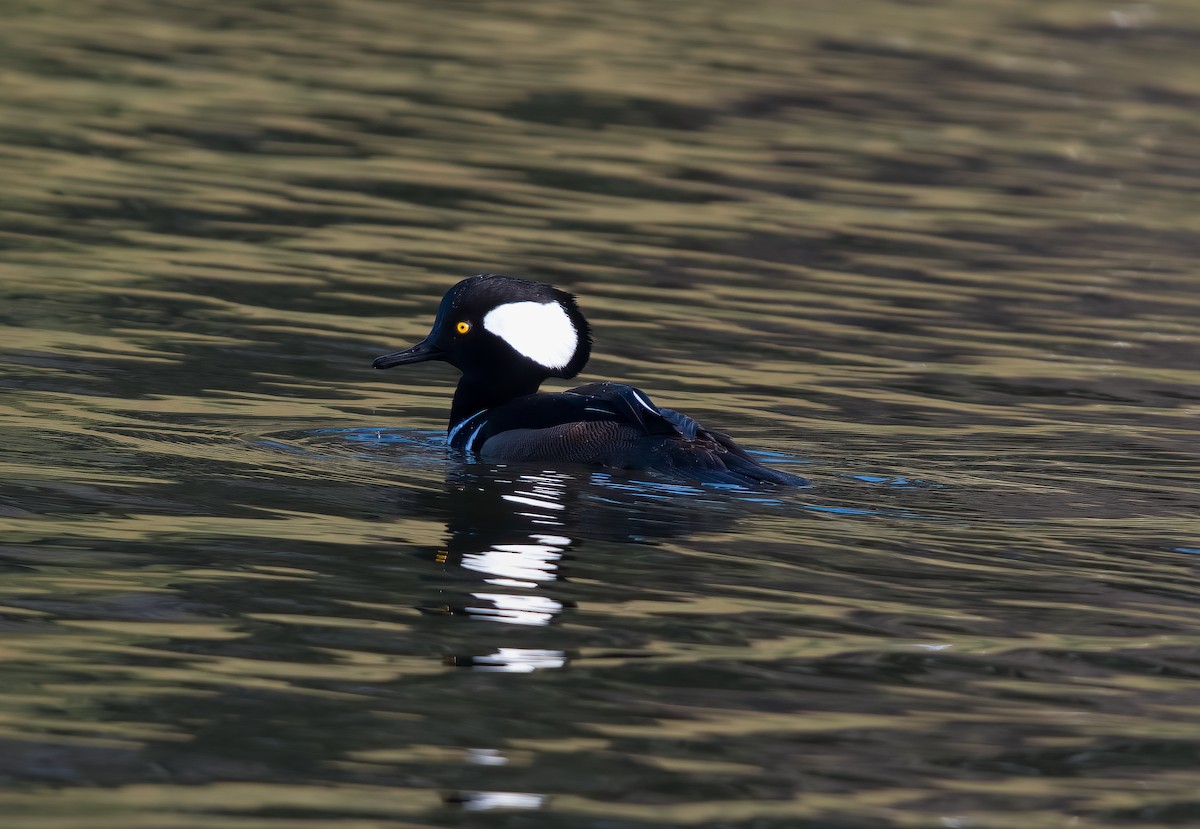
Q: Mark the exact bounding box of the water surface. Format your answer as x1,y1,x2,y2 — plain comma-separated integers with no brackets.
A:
3,1,1200,826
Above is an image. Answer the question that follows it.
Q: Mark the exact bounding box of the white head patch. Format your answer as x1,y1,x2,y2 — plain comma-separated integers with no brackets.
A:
483,301,578,369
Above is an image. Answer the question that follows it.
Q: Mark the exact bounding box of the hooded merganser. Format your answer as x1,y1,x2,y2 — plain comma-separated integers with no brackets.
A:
372,274,806,486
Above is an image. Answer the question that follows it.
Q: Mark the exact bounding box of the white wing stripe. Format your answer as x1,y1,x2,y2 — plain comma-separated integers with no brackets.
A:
448,409,486,445
629,389,658,415
464,420,488,453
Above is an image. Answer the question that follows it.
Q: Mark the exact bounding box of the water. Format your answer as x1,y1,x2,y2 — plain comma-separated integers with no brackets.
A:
2,0,1200,826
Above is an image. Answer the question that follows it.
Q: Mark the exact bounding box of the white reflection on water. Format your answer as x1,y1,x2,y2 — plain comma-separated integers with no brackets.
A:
458,791,547,811
458,471,573,626
469,648,568,672
502,494,565,511
466,592,563,625
466,748,509,766
462,539,566,586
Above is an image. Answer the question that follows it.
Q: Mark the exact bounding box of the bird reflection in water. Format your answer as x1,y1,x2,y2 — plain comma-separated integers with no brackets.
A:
428,468,572,627
417,462,742,672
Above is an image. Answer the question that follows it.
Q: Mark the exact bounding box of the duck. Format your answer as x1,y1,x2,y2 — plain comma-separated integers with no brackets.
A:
372,274,806,486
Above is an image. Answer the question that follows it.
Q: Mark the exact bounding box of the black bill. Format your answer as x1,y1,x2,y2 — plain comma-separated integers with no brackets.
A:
372,339,445,369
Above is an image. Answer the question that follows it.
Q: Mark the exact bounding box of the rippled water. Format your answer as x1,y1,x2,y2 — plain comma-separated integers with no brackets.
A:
3,1,1200,826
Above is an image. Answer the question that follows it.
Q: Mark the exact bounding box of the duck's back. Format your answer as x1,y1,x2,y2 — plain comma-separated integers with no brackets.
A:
456,382,806,487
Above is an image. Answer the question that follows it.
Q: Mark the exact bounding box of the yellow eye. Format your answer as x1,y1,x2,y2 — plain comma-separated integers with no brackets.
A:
455,321,471,334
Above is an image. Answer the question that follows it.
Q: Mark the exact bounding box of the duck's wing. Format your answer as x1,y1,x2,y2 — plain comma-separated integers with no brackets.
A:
569,383,807,486
564,382,698,438
465,383,805,487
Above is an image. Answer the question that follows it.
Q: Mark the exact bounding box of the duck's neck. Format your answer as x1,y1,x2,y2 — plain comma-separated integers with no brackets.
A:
449,371,544,429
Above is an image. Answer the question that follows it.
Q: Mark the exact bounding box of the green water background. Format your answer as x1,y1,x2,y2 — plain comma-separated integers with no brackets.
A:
2,1,1200,826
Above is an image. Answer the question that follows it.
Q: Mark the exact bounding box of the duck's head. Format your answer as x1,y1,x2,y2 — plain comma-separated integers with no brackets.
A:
372,274,592,381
